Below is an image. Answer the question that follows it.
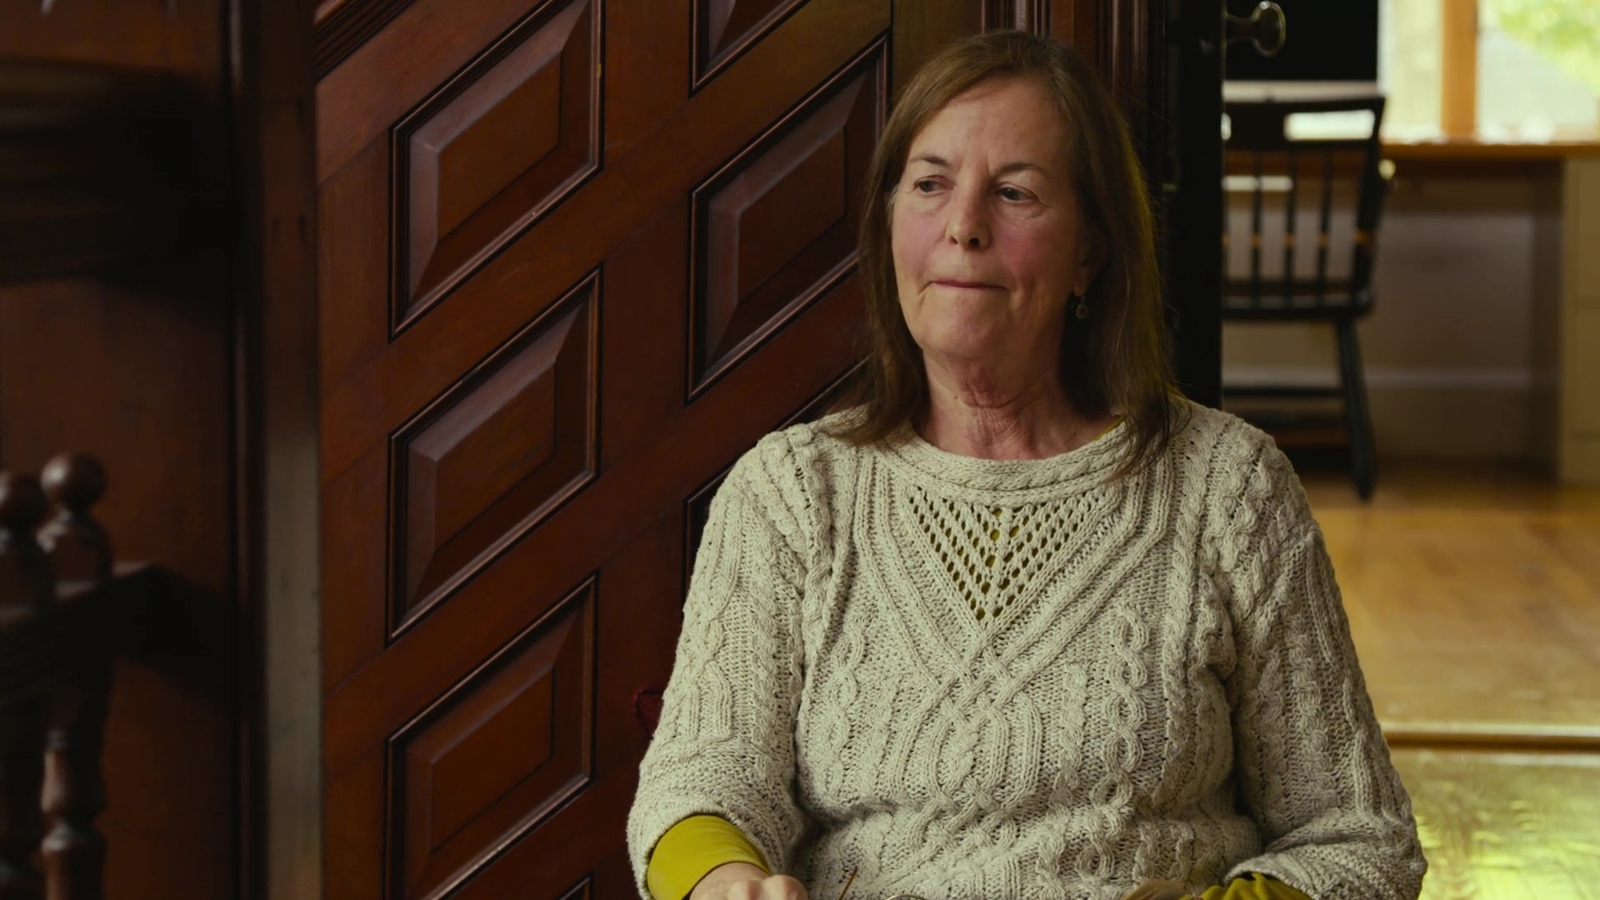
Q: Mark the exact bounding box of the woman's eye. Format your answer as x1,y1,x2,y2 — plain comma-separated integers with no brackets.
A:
913,178,940,193
998,186,1029,201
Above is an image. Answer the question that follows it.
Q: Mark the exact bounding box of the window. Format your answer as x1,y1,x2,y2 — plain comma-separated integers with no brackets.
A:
1479,0,1600,140
1381,0,1599,141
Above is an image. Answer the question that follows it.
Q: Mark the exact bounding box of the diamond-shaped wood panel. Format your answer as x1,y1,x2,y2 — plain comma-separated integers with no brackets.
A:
390,272,599,634
393,0,601,332
388,578,596,900
687,39,885,397
692,0,807,89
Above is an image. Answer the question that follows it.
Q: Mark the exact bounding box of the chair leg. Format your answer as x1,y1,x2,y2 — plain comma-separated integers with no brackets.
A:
1336,319,1377,500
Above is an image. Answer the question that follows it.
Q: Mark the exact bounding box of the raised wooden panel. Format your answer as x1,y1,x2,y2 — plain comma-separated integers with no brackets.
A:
393,0,601,332
388,578,596,900
688,39,885,397
692,0,807,89
390,273,599,635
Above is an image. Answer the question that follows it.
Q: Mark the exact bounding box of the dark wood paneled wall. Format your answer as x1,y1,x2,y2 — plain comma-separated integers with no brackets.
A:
0,4,1170,899
0,1,317,898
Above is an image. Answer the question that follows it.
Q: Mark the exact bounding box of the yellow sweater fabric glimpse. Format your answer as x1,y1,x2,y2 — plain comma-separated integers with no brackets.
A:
647,815,770,900
646,815,1311,900
1197,873,1310,900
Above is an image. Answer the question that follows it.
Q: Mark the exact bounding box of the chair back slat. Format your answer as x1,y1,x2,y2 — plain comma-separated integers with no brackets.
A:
1222,96,1387,319
1250,150,1265,305
1281,148,1298,302
1316,149,1335,306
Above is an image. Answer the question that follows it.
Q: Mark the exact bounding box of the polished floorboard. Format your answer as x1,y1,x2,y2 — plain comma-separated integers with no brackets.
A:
1389,749,1600,900
1304,462,1600,899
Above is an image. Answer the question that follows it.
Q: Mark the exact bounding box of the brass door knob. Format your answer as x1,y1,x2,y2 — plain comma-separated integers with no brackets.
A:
1226,1,1287,58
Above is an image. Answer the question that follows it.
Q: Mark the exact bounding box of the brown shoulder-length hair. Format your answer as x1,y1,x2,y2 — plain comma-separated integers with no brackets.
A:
826,29,1182,478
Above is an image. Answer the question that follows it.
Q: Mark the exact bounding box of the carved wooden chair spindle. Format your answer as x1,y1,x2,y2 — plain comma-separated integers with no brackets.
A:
0,454,115,900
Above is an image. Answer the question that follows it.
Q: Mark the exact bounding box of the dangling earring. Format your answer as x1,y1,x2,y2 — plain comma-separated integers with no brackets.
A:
1072,292,1089,319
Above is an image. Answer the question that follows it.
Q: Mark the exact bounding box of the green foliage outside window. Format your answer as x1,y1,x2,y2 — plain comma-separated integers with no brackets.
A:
1489,0,1600,94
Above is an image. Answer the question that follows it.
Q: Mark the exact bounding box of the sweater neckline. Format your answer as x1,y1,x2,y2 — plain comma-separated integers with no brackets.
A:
882,418,1129,497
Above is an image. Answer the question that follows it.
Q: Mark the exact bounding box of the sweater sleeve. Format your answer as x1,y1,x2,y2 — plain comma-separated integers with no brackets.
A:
626,436,812,899
1211,437,1426,900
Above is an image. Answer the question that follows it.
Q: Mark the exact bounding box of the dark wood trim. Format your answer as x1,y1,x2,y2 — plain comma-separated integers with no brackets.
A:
1092,0,1225,406
228,1,322,899
1093,0,1168,213
1099,0,1155,152
1047,0,1100,54
1163,0,1224,406
226,10,264,900
982,0,1053,33
313,0,415,78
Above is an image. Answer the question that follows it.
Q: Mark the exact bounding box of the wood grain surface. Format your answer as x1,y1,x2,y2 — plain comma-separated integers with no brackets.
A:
1305,461,1600,898
1390,749,1600,900
1308,462,1600,742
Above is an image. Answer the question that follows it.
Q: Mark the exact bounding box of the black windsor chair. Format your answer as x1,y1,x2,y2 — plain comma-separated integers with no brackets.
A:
1221,96,1389,500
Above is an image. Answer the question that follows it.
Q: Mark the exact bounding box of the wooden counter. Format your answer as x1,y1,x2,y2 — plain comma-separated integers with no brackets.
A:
1379,138,1599,180
1383,138,1600,162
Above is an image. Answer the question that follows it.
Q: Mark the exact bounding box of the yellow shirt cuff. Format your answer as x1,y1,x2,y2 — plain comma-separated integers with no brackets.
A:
646,815,770,900
1197,873,1313,900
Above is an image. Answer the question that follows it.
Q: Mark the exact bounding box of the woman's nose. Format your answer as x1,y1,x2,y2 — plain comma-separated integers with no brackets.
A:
944,186,990,250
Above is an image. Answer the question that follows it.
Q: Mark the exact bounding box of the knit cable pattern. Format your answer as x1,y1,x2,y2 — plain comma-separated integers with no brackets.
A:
627,402,1424,900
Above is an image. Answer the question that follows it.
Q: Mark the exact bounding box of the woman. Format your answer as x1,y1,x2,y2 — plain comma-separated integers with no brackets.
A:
627,30,1424,900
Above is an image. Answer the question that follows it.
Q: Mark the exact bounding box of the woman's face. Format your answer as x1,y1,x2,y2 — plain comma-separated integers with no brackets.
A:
891,77,1098,382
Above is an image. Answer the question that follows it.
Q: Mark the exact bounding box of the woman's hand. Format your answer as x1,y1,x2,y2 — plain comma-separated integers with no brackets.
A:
690,862,808,900
1119,879,1190,900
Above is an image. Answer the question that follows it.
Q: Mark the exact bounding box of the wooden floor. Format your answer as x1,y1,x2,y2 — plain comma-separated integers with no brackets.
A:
1303,461,1600,900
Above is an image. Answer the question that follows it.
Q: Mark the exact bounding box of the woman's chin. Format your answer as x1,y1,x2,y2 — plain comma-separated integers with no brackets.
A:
919,334,1026,370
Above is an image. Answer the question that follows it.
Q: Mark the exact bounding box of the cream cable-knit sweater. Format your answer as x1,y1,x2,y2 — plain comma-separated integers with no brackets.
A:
627,402,1424,900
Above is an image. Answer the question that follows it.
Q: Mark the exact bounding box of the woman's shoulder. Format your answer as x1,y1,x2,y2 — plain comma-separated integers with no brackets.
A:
721,411,865,506
1166,399,1290,479
710,413,867,560
1168,399,1319,557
